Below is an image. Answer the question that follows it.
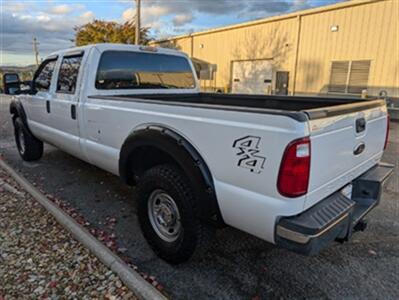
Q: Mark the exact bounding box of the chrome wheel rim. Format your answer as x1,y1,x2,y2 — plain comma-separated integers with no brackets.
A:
148,189,181,242
18,129,25,154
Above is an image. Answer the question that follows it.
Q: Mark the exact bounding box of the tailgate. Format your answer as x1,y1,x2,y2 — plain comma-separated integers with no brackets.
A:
304,100,388,209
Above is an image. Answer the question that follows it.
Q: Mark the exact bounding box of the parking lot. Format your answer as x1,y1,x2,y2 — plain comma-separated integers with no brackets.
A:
1,95,398,299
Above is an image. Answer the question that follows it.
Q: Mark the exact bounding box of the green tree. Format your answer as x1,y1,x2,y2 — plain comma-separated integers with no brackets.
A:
74,20,150,46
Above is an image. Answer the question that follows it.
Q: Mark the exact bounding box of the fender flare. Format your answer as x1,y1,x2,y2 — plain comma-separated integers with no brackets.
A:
119,125,224,226
9,99,31,131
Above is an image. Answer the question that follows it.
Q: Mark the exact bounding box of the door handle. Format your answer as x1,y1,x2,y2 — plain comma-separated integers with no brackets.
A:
46,100,50,113
71,104,76,120
356,118,366,133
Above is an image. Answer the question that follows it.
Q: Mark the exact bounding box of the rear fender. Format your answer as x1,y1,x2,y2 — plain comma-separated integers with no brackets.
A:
119,125,224,226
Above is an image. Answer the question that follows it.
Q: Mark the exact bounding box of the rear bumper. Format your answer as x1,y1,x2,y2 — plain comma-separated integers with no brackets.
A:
275,163,394,255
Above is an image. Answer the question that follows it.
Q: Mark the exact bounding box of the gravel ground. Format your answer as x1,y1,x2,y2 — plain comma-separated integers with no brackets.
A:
0,168,136,300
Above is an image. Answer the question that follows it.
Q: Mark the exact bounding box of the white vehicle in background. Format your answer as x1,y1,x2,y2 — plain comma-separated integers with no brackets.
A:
4,44,393,264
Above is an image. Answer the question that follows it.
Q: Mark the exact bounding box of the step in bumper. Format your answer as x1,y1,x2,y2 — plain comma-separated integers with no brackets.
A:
275,163,394,255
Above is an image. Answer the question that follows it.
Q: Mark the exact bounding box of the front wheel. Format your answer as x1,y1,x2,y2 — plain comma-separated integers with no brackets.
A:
137,164,214,264
14,117,43,161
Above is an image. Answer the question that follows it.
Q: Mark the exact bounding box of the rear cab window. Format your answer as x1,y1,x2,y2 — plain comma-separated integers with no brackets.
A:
34,59,57,92
95,51,195,90
57,53,84,94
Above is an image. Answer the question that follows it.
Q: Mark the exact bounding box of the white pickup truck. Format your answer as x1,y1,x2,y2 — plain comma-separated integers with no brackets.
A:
5,44,393,264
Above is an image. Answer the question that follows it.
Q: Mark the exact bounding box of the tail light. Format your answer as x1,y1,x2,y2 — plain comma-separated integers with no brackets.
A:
384,114,390,150
278,137,311,198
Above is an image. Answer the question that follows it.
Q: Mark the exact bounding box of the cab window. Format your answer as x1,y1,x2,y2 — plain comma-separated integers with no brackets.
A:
57,55,83,94
34,59,57,92
95,51,195,90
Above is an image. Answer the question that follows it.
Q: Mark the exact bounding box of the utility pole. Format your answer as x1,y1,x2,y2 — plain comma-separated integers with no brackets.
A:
135,0,141,45
32,37,40,66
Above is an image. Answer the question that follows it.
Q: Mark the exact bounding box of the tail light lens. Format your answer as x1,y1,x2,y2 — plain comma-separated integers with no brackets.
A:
278,137,311,198
384,114,390,150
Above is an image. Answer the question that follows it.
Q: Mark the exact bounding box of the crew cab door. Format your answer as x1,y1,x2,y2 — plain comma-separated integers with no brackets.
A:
48,50,85,157
23,57,58,138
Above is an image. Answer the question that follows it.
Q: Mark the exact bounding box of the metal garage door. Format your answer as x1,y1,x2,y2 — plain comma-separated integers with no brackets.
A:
231,60,273,94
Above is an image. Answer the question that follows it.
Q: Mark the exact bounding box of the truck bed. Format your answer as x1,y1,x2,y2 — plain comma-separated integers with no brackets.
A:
92,93,385,121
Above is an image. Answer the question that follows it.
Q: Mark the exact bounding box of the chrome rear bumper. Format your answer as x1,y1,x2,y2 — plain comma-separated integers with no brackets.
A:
275,163,394,255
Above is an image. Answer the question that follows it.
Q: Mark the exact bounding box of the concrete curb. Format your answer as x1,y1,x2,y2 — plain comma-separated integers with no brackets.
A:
0,158,168,300
0,178,24,197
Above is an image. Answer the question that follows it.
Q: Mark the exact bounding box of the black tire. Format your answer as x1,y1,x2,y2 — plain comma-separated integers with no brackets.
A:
137,164,214,264
14,117,43,161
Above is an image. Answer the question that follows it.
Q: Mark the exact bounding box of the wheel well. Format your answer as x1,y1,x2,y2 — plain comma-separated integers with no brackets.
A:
10,106,18,121
10,100,27,124
119,126,225,227
127,145,177,182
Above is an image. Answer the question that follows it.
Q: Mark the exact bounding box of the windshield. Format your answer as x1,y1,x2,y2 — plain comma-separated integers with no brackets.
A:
95,50,196,90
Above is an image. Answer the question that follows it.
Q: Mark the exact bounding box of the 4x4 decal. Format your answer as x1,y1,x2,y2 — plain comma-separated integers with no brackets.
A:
233,136,266,173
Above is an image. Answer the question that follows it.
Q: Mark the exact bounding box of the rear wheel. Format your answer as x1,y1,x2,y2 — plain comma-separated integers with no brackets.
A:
137,164,214,264
14,117,43,161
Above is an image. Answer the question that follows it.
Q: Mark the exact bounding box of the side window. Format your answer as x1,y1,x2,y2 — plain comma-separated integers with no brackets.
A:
34,60,57,92
57,55,83,94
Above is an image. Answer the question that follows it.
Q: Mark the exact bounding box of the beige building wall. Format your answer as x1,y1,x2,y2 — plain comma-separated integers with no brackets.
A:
156,17,299,92
153,0,398,98
191,18,298,91
295,0,398,97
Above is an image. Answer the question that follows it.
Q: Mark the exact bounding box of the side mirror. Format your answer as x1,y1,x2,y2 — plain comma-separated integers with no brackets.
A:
3,73,21,95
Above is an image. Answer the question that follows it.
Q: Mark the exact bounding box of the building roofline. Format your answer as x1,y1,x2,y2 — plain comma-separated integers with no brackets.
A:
150,0,385,44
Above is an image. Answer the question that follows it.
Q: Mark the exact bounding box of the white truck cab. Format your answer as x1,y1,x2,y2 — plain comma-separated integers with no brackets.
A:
5,44,393,263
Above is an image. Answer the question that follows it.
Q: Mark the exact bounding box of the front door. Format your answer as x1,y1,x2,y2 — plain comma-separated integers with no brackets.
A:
49,51,85,157
275,71,289,95
24,58,58,141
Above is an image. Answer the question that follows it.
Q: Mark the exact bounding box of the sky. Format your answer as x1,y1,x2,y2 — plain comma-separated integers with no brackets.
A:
1,0,343,66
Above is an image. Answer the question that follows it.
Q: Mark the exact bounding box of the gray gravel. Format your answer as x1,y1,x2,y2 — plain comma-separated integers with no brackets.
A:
0,168,136,300
1,95,398,299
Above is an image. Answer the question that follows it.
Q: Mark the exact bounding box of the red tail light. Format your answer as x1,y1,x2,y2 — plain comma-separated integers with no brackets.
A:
278,137,311,198
384,114,390,150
